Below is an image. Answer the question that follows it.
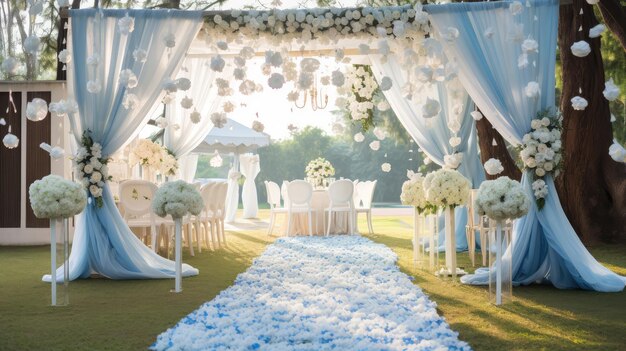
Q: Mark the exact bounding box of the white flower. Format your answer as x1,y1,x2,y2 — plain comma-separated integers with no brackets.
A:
525,81,541,98
518,53,529,68
377,100,390,112
535,167,546,177
443,153,463,169
287,91,299,102
223,101,235,113
26,98,48,122
603,78,620,101
58,49,71,64
252,120,265,133
216,41,228,50
83,164,94,174
180,96,193,109
369,140,380,151
268,73,285,89
475,177,529,220
117,14,135,35
571,40,591,57
331,70,345,87
24,35,40,54
29,175,86,219
571,96,588,110
470,111,483,121
353,132,365,143
609,141,626,163
265,51,283,67
239,80,256,95
421,98,441,118
300,58,320,73
87,53,100,67
379,76,393,91
122,93,138,110
1,57,18,74
90,171,102,183
210,153,223,168
521,39,538,53
373,127,386,141
162,78,178,93
509,1,523,15
119,69,138,89
176,78,191,91
381,163,391,172
210,55,225,72
133,48,147,63
87,79,102,94
163,33,176,48
449,136,461,148
484,158,504,175
589,24,605,38
39,142,64,159
211,112,227,128
190,110,201,124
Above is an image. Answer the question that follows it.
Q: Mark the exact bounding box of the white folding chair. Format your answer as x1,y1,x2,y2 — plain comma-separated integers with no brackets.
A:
119,180,161,252
325,179,355,236
265,181,287,236
200,182,218,250
286,180,313,237
355,180,377,235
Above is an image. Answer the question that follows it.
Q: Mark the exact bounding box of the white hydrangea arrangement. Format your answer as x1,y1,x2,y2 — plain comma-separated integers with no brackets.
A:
400,170,433,214
305,157,335,180
130,139,179,177
29,175,87,219
338,65,378,130
152,181,203,219
474,176,530,221
519,109,562,209
424,168,471,209
73,131,112,208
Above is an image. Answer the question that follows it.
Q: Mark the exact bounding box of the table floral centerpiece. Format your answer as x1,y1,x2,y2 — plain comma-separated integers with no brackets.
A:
305,157,335,188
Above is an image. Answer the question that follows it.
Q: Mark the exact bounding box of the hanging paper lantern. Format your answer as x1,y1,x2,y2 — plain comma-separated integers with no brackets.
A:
24,35,40,55
603,79,620,101
26,98,49,122
1,57,18,75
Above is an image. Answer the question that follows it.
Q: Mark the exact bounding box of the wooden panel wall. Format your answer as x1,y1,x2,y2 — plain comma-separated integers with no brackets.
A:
26,91,52,228
0,92,22,228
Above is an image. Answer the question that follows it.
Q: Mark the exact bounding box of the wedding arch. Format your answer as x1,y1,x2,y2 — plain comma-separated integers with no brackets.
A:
48,0,625,292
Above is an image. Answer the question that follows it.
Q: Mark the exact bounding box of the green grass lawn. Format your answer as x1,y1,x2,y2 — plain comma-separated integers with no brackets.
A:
0,210,624,350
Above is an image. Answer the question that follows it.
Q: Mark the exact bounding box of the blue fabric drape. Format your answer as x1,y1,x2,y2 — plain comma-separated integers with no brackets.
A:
44,9,203,281
370,56,484,251
428,0,625,291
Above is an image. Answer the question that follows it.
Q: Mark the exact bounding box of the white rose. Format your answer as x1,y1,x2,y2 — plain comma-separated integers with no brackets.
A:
535,168,546,177
90,171,102,183
83,164,94,174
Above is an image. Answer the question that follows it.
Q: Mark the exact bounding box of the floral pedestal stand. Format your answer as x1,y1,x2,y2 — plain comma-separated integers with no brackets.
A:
50,218,70,306
412,209,423,268
489,220,512,305
437,208,467,279
172,217,183,293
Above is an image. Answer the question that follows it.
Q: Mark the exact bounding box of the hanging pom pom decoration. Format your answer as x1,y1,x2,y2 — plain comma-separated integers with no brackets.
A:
3,126,19,149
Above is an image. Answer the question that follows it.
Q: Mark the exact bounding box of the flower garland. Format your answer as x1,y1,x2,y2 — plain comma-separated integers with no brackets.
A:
305,157,335,179
73,131,112,208
519,109,563,209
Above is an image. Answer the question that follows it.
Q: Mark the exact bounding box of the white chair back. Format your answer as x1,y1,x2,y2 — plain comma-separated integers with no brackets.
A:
266,181,282,209
216,182,228,214
287,180,313,208
281,180,290,207
119,180,158,218
328,179,354,207
201,182,218,213
359,180,377,209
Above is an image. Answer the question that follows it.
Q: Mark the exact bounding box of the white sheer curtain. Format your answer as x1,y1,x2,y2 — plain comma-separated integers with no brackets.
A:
178,154,199,183
162,57,221,181
44,9,203,281
225,157,240,223
239,154,260,218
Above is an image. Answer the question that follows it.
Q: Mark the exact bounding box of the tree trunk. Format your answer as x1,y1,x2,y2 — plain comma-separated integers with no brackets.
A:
475,116,521,181
557,0,626,244
55,0,81,80
597,0,626,51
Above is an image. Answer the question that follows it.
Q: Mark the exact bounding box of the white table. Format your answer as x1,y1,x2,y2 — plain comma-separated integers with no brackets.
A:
282,190,351,236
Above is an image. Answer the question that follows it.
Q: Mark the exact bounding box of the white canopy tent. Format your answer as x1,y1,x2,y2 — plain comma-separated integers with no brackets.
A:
191,118,270,222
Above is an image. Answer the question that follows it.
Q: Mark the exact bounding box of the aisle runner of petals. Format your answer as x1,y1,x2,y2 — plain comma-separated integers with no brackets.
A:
152,236,471,350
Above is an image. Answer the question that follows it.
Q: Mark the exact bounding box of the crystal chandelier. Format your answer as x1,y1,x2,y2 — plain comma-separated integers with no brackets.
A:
293,75,329,111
